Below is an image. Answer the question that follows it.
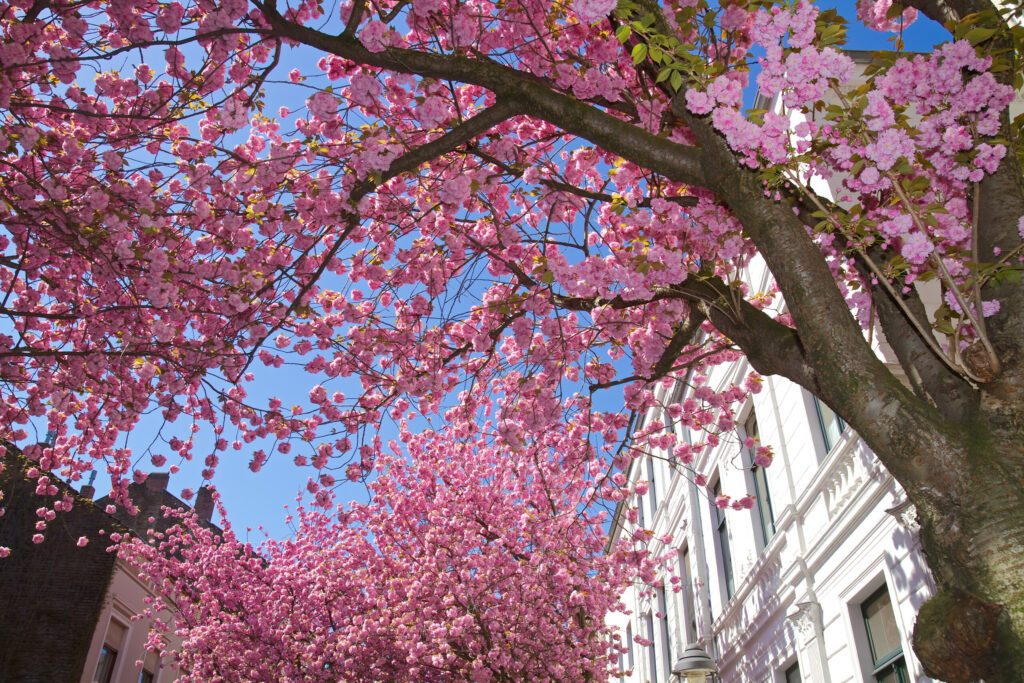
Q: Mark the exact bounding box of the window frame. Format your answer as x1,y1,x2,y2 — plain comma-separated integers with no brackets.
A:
139,649,160,683
712,478,735,601
644,610,659,683
860,585,910,683
625,622,635,674
677,545,698,645
742,409,775,548
645,454,659,519
656,584,672,677
93,644,118,683
813,396,847,455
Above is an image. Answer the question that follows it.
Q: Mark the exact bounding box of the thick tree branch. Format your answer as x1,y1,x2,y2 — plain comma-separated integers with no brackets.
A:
976,153,1024,391
553,275,816,388
870,275,980,421
469,143,698,207
905,0,1002,25
672,99,969,499
256,5,707,187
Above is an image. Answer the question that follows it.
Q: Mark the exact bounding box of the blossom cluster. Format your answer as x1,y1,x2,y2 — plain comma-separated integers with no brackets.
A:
120,420,658,681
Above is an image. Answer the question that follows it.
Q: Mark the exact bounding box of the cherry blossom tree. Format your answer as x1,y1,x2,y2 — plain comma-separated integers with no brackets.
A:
1,0,1023,677
120,419,656,681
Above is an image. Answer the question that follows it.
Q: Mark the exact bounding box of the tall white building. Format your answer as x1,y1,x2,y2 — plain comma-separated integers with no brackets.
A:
606,257,935,682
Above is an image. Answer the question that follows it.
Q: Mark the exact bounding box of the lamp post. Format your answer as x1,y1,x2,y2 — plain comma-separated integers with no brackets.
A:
672,643,718,682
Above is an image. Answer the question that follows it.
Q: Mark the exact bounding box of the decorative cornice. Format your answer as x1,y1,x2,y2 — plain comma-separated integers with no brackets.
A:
885,498,921,534
786,600,823,640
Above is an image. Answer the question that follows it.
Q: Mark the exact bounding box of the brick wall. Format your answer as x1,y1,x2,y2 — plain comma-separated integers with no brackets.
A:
0,448,120,683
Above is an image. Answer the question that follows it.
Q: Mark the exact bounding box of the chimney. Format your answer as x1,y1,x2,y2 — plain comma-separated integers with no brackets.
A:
194,486,214,523
80,471,97,500
145,472,170,493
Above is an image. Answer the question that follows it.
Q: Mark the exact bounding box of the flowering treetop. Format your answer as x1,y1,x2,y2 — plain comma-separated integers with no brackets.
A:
120,417,660,681
4,0,1016,509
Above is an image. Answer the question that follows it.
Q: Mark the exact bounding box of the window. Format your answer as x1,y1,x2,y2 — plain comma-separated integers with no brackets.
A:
712,479,735,600
646,455,659,516
744,411,775,546
139,650,159,683
784,662,801,683
93,645,117,683
677,546,698,644
657,585,672,676
814,396,847,454
861,585,910,683
93,619,127,683
625,622,635,674
645,611,659,683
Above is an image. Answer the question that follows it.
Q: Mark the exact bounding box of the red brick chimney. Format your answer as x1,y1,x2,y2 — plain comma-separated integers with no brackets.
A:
194,486,214,523
145,472,170,493
80,471,97,500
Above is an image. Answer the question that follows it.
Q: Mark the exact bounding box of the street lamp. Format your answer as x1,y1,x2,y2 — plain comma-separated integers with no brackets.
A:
672,643,718,682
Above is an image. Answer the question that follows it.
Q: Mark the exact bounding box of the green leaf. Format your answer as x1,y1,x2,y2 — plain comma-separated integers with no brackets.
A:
631,43,648,64
965,26,998,45
992,267,1023,285
669,70,683,91
615,24,632,43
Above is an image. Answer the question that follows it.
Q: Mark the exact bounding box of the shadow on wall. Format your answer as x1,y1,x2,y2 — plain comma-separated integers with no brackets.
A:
884,491,935,614
717,552,792,681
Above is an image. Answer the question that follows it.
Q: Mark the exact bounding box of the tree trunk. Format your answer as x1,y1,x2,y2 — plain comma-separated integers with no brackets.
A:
912,422,1024,683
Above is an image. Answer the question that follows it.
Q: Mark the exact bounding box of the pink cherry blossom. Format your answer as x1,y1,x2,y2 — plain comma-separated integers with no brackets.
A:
574,0,616,24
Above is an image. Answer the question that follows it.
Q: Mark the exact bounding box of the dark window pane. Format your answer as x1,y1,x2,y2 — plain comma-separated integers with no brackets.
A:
874,658,909,683
678,547,697,643
814,397,846,453
139,671,155,683
93,645,117,683
657,585,671,675
646,456,659,514
645,611,658,682
744,411,774,545
862,586,903,665
626,623,635,671
876,669,898,683
744,411,759,444
785,662,801,683
752,463,775,543
713,480,734,599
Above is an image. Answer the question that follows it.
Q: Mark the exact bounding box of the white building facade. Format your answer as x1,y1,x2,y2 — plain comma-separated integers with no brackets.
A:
607,266,936,682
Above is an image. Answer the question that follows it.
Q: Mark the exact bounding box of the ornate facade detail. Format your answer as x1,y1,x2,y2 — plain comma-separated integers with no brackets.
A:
786,600,822,641
886,498,921,534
